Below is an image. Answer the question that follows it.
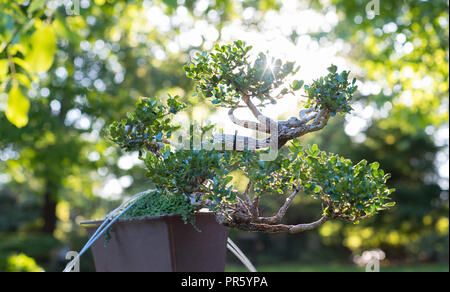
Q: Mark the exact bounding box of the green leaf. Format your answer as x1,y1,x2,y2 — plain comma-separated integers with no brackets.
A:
6,85,30,128
327,65,337,73
383,202,396,208
292,80,304,91
0,59,8,80
0,12,14,45
27,0,46,15
13,57,33,73
25,25,57,73
162,0,178,9
371,161,380,170
313,184,321,193
15,73,31,88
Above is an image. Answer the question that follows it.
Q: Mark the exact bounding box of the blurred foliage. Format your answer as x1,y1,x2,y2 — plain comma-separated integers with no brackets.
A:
0,0,448,271
0,253,44,272
0,232,62,265
319,0,449,133
226,262,449,272
0,188,40,232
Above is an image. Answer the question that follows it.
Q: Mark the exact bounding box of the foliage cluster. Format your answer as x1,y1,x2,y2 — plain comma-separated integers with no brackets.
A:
304,65,357,115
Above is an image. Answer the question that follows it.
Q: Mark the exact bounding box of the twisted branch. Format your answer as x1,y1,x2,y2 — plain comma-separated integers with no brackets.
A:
226,91,332,150
222,214,329,234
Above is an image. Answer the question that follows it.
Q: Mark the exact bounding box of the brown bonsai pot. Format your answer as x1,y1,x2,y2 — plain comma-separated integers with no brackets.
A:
81,212,229,272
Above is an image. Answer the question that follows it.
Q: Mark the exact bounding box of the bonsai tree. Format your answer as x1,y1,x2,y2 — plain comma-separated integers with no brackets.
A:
107,41,395,234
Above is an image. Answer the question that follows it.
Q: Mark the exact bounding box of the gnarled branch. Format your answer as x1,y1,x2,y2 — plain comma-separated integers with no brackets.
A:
229,90,333,150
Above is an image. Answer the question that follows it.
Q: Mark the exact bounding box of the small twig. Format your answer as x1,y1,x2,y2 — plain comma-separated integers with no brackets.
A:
243,181,252,206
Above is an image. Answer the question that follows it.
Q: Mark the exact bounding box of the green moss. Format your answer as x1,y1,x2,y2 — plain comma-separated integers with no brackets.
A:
123,190,199,229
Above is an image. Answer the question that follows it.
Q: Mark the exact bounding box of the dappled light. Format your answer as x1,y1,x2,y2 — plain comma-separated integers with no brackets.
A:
0,0,448,273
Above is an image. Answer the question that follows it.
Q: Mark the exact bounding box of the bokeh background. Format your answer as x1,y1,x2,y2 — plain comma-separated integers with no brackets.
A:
0,0,448,272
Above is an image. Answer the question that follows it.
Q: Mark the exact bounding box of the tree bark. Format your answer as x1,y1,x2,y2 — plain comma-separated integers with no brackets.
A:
42,181,58,234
